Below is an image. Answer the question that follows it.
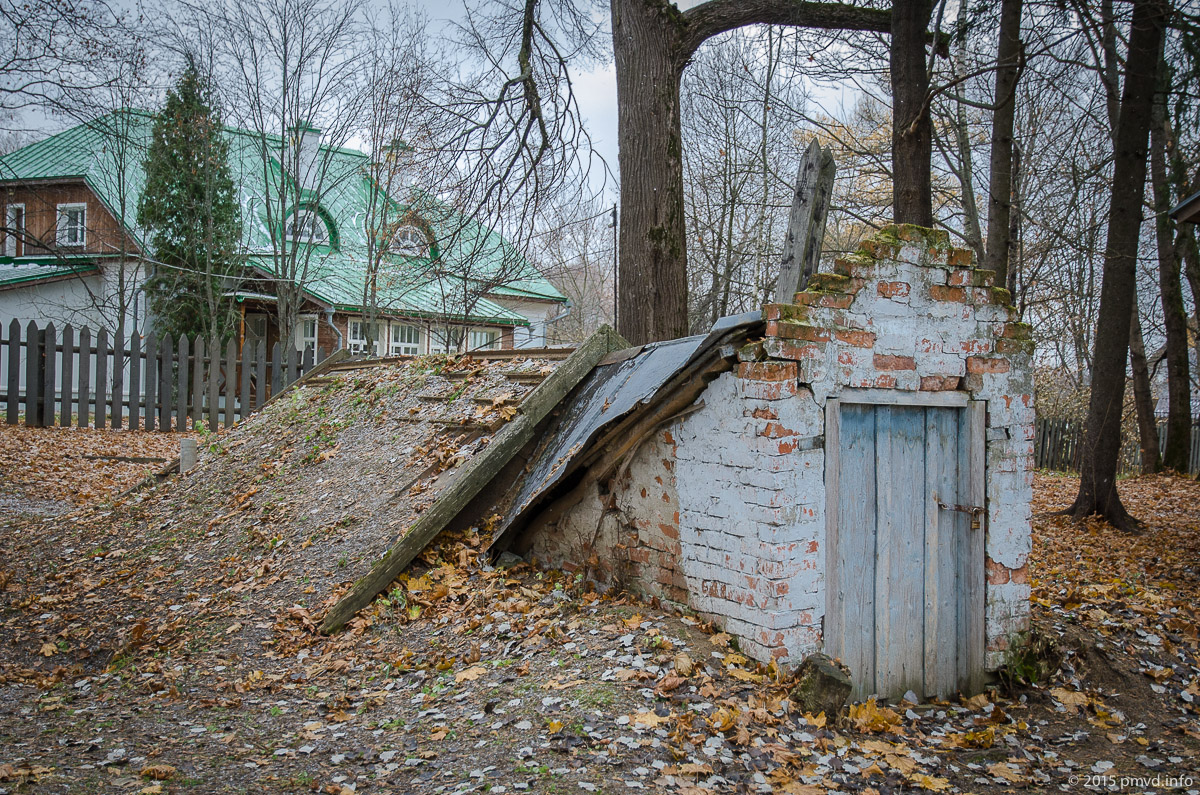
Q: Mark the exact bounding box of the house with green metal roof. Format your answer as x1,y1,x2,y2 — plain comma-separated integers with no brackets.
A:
0,110,567,354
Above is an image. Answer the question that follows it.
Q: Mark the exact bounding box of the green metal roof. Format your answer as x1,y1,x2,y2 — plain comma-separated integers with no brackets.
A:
0,110,565,322
0,260,99,288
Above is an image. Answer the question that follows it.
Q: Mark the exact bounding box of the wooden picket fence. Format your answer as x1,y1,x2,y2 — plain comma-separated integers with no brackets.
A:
1035,417,1200,476
1,320,328,432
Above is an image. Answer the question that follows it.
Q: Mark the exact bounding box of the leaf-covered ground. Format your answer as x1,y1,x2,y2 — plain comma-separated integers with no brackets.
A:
0,362,1197,794
0,425,192,516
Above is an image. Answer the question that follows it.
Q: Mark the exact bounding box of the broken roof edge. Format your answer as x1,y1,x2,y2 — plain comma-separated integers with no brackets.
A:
319,324,630,634
487,310,765,555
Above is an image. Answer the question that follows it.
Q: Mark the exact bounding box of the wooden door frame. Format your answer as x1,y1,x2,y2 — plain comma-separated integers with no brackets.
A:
823,393,988,697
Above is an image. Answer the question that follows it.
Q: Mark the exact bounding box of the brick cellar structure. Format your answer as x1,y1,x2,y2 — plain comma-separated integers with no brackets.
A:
523,225,1034,697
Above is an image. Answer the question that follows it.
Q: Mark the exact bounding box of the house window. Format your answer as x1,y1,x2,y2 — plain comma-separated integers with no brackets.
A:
469,328,500,351
57,203,86,247
348,318,383,354
288,207,330,245
389,323,421,355
4,203,24,257
391,224,426,256
428,326,459,354
295,315,318,353
245,313,269,344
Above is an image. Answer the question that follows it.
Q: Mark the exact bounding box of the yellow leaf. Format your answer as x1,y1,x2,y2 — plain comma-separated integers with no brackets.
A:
623,613,645,629
454,665,487,684
1049,687,1090,713
728,667,763,683
710,632,731,647
910,773,952,791
547,720,564,733
679,762,714,776
962,692,990,711
987,762,1028,784
633,710,670,728
708,706,738,732
139,786,165,795
140,764,177,780
849,698,902,733
39,643,56,657
803,711,827,728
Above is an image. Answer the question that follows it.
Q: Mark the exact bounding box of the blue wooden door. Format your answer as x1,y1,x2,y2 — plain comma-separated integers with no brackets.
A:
825,401,985,701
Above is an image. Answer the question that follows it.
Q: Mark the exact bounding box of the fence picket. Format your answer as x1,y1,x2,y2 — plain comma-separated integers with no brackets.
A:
144,332,158,432
224,338,236,429
271,342,282,396
239,340,251,421
160,334,175,431
176,335,188,432
42,323,56,426
6,319,19,424
61,324,74,428
255,340,267,410
96,328,109,430
24,321,40,427
109,330,123,430
128,331,142,431
207,337,219,433
191,336,204,428
287,348,300,387
77,327,90,428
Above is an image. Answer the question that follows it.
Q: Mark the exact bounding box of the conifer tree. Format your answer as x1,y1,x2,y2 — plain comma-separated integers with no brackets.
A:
138,64,243,341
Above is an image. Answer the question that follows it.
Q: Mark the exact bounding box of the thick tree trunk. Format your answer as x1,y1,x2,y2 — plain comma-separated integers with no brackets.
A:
1067,0,1167,529
890,0,934,227
983,0,1023,286
611,0,690,346
1129,296,1161,474
1150,62,1193,472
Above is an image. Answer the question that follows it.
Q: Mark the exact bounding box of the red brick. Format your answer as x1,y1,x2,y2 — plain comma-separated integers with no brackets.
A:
767,321,832,342
770,340,824,361
750,407,779,420
967,356,1011,374
948,247,973,267
738,361,798,382
759,422,800,439
994,338,1029,355
873,354,916,371
740,380,797,401
985,556,1011,585
1010,563,1029,585
920,375,962,391
877,281,911,298
794,291,854,309
930,284,968,302
833,329,876,348
947,269,971,286
872,374,897,389
657,523,679,540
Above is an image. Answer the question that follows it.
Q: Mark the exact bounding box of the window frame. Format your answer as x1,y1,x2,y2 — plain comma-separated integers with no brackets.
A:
287,206,332,246
5,203,25,257
390,224,427,256
389,323,422,356
468,328,501,352
295,314,318,353
56,202,87,248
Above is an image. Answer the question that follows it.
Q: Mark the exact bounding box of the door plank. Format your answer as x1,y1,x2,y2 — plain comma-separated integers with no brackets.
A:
823,399,841,672
838,403,877,699
875,405,926,700
925,407,962,698
963,402,987,694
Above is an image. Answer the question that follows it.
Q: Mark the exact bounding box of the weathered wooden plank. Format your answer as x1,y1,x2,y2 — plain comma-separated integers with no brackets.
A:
206,338,219,433
60,325,74,428
24,321,40,427
836,402,877,700
109,331,124,430
95,328,109,430
963,401,987,694
925,407,961,699
176,335,189,432
238,340,251,420
159,334,173,431
321,326,628,634
773,138,836,302
191,336,205,428
144,333,158,431
5,319,19,425
822,398,842,685
224,338,236,429
77,326,91,428
287,347,300,388
875,405,926,700
302,345,314,375
254,340,267,410
41,323,56,426
270,342,282,397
